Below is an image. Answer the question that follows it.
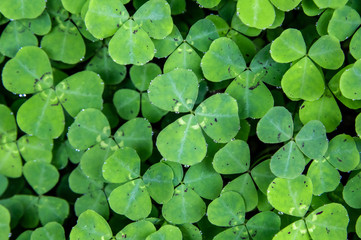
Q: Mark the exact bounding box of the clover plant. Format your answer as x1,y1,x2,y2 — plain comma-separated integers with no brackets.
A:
1,0,361,239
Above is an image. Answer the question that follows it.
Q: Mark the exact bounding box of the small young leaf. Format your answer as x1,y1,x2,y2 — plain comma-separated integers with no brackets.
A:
324,134,359,172
116,220,156,239
143,162,174,204
103,147,141,184
256,106,293,144
225,71,274,119
270,29,306,63
267,175,313,217
133,0,173,39
185,19,219,52
213,140,250,174
109,20,155,65
270,141,305,179
84,0,129,39
308,35,344,70
236,0,275,29
162,184,206,224
23,161,59,195
148,68,198,112
207,191,245,227
17,89,65,139
55,71,104,117
295,120,328,159
108,179,152,220
195,94,239,143
146,225,182,240
68,108,110,151
201,37,246,82
307,159,340,196
113,89,140,120
327,5,361,41
69,210,112,240
2,46,53,94
156,114,206,165
305,203,348,240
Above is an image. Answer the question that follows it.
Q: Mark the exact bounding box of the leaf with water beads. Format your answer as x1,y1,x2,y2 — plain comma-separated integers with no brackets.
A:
17,89,65,139
2,46,53,94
